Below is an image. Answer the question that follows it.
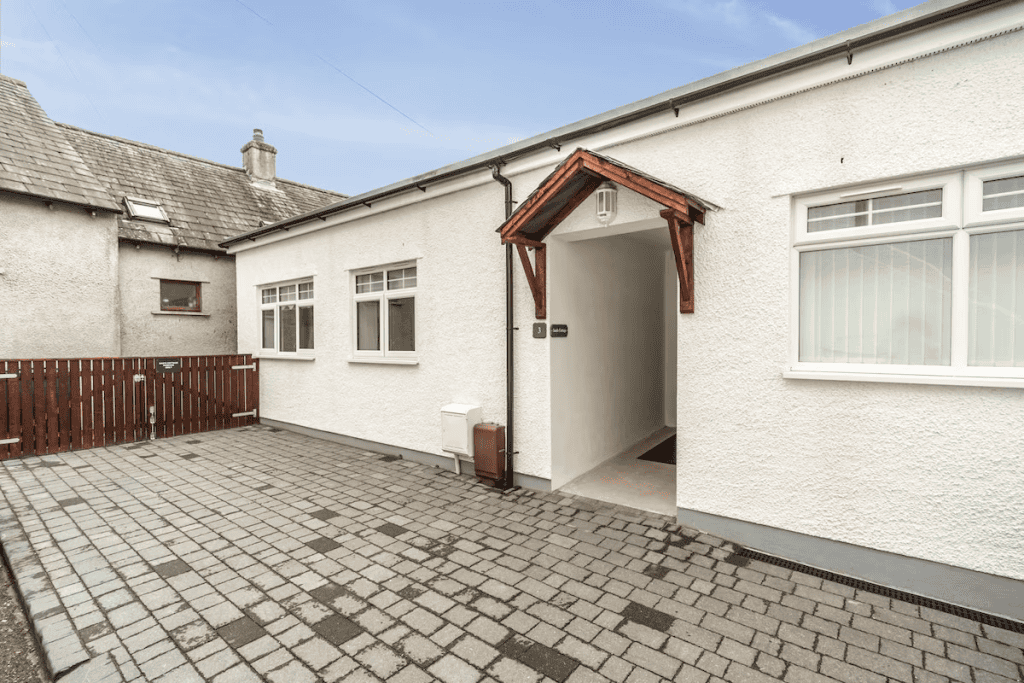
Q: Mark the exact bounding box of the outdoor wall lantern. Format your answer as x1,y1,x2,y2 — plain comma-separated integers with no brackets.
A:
596,181,618,225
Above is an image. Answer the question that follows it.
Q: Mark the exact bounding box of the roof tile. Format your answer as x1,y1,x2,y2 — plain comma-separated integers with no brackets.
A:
59,124,345,251
0,75,119,211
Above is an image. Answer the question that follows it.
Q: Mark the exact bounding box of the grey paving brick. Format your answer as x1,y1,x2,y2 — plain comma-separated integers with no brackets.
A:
925,655,970,683
723,661,782,683
265,660,317,683
784,665,836,683
840,624,881,652
881,637,926,667
946,643,1020,679
976,635,1024,664
428,653,483,683
195,648,241,678
695,650,729,678
912,666,952,683
853,614,913,646
981,625,1024,650
452,636,501,668
397,634,445,665
847,644,914,683
703,614,755,645
933,625,976,648
717,638,757,667
820,656,886,683
489,656,545,683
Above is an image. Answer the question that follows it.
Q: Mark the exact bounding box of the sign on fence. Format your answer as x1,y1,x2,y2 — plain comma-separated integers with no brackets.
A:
0,355,258,460
156,358,182,373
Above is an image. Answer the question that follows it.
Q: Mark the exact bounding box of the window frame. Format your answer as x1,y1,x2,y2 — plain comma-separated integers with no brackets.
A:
124,196,170,223
350,262,418,364
159,279,202,313
259,278,315,359
788,164,1024,388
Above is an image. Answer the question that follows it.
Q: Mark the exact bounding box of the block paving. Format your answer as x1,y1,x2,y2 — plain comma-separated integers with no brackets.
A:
0,425,1021,683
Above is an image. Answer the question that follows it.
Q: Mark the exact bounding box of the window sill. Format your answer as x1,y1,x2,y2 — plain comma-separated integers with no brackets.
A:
151,311,210,317
783,369,1024,389
348,357,419,366
257,354,315,361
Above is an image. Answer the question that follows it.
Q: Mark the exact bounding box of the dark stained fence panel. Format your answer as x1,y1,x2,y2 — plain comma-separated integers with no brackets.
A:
0,355,257,460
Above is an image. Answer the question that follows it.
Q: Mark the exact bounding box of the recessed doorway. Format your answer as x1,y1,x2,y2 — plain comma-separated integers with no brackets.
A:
549,223,677,515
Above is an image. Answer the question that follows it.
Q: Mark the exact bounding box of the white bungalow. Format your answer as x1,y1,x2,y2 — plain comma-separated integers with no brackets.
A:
224,0,1024,622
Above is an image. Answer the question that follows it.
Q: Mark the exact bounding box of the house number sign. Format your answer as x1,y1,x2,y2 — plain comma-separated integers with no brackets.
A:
156,358,182,373
551,324,568,338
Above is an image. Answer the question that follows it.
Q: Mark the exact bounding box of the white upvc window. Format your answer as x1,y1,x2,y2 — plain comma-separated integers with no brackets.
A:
351,263,417,363
260,279,314,357
788,160,1024,387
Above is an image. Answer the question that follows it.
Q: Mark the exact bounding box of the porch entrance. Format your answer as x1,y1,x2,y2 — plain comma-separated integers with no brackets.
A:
496,148,711,515
549,226,678,515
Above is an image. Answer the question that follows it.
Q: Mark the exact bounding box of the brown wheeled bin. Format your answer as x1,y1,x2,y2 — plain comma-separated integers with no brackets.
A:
472,423,505,487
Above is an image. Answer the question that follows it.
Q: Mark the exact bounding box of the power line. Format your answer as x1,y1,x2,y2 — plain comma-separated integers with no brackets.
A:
28,0,106,124
54,0,101,52
231,0,434,137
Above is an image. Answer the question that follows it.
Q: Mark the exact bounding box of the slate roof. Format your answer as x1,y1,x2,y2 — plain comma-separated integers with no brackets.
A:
0,75,119,212
60,124,346,251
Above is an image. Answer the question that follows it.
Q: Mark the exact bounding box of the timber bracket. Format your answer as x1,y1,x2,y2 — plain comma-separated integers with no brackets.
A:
661,208,694,314
509,239,546,319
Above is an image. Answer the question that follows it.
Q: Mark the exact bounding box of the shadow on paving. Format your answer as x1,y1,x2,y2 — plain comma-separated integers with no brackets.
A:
0,425,1021,683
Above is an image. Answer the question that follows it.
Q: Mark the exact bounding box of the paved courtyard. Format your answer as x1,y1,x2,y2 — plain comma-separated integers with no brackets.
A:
0,426,1021,683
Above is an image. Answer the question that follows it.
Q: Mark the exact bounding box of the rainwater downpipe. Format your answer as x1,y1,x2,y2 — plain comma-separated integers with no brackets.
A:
491,165,517,492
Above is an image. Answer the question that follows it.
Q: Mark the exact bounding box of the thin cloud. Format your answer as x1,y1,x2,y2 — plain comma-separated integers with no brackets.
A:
765,13,819,45
653,0,819,45
870,0,899,16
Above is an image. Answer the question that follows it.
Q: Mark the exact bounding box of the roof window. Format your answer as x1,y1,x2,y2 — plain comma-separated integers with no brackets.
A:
124,197,169,223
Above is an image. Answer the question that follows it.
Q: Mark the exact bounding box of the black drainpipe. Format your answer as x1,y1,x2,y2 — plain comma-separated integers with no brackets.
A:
491,165,517,492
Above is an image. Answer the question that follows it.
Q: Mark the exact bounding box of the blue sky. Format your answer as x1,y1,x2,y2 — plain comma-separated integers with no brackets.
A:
2,0,921,195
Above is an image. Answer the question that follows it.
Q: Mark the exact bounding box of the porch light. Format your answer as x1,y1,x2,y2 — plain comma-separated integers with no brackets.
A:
596,181,618,225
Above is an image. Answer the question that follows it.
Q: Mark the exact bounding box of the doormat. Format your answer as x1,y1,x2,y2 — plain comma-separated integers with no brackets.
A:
638,435,675,465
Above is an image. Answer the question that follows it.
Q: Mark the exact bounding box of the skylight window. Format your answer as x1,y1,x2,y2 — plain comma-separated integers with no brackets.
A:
124,197,169,223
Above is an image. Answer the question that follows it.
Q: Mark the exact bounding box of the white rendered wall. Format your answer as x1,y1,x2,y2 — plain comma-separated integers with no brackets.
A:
119,245,237,357
548,229,666,489
0,193,121,358
234,181,554,481
640,32,1024,581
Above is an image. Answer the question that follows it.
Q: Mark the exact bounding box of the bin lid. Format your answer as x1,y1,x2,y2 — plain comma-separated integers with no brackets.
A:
441,403,480,415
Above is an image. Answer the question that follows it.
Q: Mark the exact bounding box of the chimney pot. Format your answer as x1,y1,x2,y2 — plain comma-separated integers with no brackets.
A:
241,128,277,186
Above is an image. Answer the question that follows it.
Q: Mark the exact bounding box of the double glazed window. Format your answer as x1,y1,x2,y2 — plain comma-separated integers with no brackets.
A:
353,265,416,360
160,280,201,312
261,280,314,356
791,161,1024,385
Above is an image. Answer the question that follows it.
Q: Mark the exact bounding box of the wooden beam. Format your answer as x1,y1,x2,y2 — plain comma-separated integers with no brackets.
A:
534,175,603,240
499,153,586,240
503,234,546,249
582,156,693,216
516,243,546,319
662,209,694,314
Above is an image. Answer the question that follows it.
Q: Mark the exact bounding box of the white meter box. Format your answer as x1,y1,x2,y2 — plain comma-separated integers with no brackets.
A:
440,404,481,457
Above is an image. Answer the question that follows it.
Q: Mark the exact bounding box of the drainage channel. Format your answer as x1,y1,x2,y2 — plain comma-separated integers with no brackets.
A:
735,547,1024,635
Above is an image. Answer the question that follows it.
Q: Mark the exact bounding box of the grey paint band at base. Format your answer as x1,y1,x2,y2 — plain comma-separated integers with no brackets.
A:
678,507,1024,623
258,418,552,493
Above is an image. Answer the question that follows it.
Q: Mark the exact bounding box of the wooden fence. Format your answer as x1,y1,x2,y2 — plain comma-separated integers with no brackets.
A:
0,355,258,460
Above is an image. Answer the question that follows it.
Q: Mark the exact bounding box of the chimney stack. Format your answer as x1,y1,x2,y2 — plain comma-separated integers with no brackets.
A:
241,128,277,186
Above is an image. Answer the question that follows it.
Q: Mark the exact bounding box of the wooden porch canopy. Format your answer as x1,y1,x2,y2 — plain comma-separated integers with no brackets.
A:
498,148,711,318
